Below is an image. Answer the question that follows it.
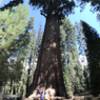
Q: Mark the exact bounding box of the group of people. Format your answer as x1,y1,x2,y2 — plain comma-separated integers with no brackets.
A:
27,84,56,100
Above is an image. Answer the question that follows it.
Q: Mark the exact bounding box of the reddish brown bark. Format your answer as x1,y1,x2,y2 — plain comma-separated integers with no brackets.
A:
27,15,66,97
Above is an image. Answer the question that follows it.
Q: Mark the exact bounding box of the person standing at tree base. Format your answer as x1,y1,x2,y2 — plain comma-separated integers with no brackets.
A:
45,85,56,100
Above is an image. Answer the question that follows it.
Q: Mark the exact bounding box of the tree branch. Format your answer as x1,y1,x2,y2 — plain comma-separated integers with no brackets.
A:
0,0,23,10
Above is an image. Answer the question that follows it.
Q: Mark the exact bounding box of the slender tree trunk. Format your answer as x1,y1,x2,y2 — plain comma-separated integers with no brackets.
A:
27,15,66,97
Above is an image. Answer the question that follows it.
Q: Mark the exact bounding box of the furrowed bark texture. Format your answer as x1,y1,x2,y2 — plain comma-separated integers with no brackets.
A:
27,15,66,97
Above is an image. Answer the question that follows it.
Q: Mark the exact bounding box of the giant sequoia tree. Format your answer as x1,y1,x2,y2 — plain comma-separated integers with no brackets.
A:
27,0,76,97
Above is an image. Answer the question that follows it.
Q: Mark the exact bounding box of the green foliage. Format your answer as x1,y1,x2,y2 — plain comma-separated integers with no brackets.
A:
60,17,76,96
0,18,35,96
0,5,36,97
0,0,23,10
0,4,29,49
60,18,87,96
1,0,100,17
30,0,75,17
82,21,100,95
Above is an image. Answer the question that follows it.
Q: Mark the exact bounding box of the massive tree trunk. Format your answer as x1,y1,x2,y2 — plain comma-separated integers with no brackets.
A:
27,15,66,97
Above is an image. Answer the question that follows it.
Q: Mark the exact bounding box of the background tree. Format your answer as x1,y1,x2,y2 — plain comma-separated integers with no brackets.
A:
0,4,29,49
26,0,76,97
0,4,29,84
82,21,100,96
0,5,36,98
75,22,90,93
60,18,88,97
35,25,43,59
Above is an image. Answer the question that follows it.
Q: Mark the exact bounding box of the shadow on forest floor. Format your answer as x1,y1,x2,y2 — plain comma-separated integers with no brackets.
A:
24,95,100,100
1,93,100,100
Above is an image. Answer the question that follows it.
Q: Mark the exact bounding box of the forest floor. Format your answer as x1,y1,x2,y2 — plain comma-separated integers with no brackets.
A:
24,95,100,100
